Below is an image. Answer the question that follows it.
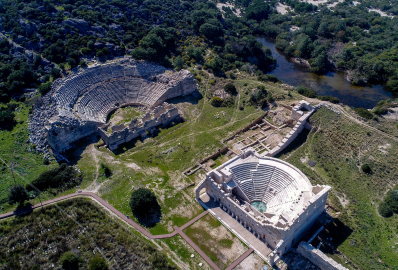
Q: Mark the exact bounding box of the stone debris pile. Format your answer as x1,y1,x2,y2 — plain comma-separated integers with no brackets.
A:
29,57,197,155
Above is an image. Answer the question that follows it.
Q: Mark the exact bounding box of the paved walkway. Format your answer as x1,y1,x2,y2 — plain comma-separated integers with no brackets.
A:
0,192,253,270
225,248,254,270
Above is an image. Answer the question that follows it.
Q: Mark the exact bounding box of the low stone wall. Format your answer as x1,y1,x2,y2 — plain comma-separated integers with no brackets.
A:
297,242,349,270
222,113,267,143
264,112,311,157
264,101,326,157
99,103,179,150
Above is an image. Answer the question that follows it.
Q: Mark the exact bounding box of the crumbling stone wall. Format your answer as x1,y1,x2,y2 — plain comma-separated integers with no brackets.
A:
297,242,349,270
98,104,179,150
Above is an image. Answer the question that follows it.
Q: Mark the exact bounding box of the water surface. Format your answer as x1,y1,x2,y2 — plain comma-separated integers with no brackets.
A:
258,37,396,108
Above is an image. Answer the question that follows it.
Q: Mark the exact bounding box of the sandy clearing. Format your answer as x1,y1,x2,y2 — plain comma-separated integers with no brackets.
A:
217,3,242,17
368,8,394,18
276,2,289,14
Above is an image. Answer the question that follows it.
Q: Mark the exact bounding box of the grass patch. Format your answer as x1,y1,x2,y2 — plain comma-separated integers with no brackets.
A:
0,198,174,269
183,214,248,269
284,107,398,270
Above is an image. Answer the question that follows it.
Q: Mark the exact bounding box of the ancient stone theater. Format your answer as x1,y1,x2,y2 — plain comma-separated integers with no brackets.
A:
195,149,330,264
29,57,196,154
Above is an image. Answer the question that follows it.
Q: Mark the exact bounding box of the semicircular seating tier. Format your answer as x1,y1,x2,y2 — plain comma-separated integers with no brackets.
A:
227,158,312,209
53,60,196,123
29,58,197,153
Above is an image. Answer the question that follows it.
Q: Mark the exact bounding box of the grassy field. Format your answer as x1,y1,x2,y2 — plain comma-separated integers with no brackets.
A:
183,214,249,269
279,107,398,270
0,198,175,269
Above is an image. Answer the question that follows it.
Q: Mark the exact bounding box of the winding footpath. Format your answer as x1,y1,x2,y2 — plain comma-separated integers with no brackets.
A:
0,192,253,270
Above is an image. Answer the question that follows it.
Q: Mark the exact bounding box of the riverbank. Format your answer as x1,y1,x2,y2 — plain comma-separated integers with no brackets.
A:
258,37,396,108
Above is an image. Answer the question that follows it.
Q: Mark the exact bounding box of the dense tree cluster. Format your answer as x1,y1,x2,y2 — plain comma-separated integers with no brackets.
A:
270,0,398,82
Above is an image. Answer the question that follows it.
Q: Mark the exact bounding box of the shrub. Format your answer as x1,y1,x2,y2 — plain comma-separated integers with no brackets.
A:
0,106,16,128
258,74,279,83
379,202,393,218
79,60,87,68
129,188,160,217
38,81,52,95
173,56,184,71
354,108,373,119
60,251,80,270
8,184,28,205
372,107,387,115
361,164,372,174
318,96,340,104
296,86,317,98
210,96,223,107
224,83,237,95
267,93,275,103
386,190,398,213
100,163,112,178
89,256,108,270
386,80,398,92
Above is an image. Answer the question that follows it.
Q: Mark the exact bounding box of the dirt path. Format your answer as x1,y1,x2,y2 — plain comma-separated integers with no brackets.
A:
0,192,229,270
84,144,101,192
333,104,398,142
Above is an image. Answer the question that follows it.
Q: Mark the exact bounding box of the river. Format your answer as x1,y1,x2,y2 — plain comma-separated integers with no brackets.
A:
258,37,396,109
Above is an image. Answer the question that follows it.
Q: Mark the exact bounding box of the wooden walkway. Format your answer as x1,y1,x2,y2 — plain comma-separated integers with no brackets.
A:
0,192,254,270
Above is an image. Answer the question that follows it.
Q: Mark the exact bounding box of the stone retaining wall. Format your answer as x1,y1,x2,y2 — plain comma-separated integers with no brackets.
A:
297,242,349,270
264,101,326,157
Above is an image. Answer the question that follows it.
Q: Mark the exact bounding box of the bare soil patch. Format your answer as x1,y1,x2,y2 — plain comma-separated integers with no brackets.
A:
232,253,265,270
184,214,249,269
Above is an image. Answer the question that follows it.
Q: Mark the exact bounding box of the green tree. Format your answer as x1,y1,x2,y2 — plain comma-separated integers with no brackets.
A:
386,80,398,92
8,184,28,205
361,164,372,174
317,22,330,37
129,188,160,217
199,20,224,39
89,257,108,270
379,202,393,217
311,51,328,74
38,81,52,95
79,60,87,68
354,108,373,119
245,0,271,21
51,68,61,79
60,251,80,270
0,107,16,127
68,58,77,69
211,96,224,107
173,56,184,71
224,83,237,95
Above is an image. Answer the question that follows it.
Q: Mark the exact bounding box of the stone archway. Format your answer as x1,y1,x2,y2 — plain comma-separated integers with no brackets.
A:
195,180,218,209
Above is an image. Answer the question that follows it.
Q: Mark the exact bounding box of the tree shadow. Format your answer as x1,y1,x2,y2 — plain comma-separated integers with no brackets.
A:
312,218,353,255
133,206,162,228
13,202,34,217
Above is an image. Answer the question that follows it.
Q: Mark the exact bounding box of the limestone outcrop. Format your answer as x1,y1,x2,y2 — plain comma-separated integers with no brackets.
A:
29,57,197,154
